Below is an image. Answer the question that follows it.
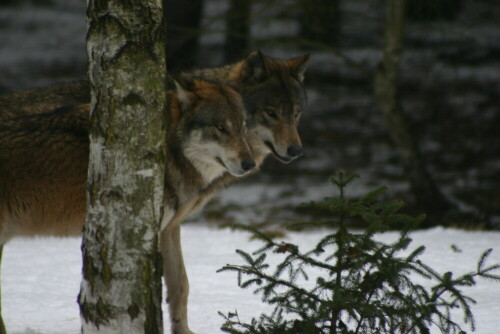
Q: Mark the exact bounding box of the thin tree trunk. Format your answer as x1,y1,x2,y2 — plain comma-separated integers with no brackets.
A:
374,0,452,224
224,0,252,63
79,1,167,333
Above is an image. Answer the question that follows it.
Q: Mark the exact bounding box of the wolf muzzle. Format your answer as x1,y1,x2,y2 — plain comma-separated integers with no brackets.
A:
287,145,303,159
241,159,256,172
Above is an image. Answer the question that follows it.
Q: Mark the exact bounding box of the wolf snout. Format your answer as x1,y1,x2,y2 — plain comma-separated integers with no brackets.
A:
287,145,303,158
241,159,256,172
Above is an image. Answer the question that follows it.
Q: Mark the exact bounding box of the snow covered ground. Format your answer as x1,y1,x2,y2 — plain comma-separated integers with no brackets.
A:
3,225,500,334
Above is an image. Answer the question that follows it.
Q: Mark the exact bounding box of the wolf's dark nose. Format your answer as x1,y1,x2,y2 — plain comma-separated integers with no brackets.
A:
241,160,256,172
287,145,303,158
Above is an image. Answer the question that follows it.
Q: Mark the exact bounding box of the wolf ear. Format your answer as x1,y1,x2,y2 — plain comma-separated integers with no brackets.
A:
288,54,310,83
242,50,270,83
173,77,196,110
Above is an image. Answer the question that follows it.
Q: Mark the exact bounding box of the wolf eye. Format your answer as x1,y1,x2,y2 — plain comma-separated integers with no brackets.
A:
264,109,278,119
216,124,227,133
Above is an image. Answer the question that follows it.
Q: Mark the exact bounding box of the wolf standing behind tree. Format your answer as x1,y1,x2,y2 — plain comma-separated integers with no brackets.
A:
0,51,309,334
0,78,254,333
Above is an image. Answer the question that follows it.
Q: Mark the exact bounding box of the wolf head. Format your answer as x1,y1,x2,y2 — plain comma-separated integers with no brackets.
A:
172,78,255,182
237,51,310,164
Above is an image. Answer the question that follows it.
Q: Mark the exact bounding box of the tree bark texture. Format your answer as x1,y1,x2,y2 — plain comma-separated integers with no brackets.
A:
224,0,252,63
374,0,451,222
79,1,167,333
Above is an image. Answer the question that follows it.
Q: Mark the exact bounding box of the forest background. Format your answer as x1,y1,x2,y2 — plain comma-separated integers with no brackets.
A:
0,0,498,229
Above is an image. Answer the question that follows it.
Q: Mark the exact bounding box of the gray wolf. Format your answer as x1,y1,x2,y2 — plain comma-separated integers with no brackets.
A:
0,51,309,334
0,78,253,334
182,51,309,165
0,51,309,166
162,51,310,334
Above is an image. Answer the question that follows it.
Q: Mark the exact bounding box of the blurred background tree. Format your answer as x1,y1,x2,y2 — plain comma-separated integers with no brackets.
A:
166,0,204,70
374,0,453,226
224,0,252,63
0,0,499,228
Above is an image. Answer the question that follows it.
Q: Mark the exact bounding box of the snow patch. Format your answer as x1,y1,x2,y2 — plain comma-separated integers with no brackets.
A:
2,226,500,334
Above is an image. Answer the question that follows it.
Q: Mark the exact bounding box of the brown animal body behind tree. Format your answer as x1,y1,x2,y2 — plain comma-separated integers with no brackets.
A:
0,81,89,121
0,105,89,241
0,78,255,334
0,51,310,334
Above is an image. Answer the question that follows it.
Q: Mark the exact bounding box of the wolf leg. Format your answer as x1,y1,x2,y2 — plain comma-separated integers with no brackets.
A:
162,226,194,334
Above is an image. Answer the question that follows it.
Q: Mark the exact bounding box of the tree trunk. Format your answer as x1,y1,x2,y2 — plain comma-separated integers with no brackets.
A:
224,0,252,63
166,0,204,70
79,1,167,333
374,0,452,224
299,0,341,47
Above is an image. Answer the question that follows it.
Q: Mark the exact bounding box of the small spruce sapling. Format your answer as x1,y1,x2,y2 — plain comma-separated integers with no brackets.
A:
218,172,500,334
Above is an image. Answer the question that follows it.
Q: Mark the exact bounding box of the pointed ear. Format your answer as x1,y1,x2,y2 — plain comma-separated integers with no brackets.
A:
241,50,270,82
288,54,310,82
172,77,196,110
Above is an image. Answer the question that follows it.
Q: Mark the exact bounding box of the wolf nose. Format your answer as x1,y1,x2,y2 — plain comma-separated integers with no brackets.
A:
287,145,303,158
241,159,256,172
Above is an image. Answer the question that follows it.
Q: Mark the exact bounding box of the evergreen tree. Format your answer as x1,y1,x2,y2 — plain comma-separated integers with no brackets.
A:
219,172,500,334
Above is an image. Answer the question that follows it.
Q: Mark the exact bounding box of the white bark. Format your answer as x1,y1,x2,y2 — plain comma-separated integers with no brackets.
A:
79,1,167,333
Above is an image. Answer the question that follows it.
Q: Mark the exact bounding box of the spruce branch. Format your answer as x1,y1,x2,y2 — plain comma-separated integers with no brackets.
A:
219,173,500,334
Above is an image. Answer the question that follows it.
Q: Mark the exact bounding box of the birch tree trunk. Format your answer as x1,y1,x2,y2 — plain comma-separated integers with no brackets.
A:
79,1,167,333
374,0,452,224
